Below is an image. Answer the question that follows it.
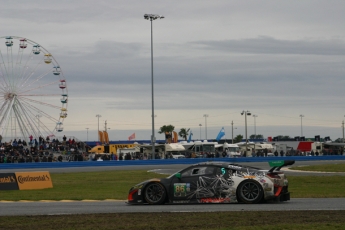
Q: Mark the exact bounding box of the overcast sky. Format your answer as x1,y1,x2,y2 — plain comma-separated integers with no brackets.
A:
1,0,345,142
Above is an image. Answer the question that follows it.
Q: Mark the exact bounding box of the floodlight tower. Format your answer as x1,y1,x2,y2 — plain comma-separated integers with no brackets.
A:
253,114,258,139
144,14,164,159
203,114,209,140
199,123,202,140
96,114,101,141
241,110,251,157
300,114,304,137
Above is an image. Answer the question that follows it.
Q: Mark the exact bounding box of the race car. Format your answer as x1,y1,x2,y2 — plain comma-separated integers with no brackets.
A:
127,160,295,204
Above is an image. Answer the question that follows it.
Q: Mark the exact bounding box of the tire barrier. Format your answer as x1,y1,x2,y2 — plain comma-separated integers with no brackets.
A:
0,156,344,170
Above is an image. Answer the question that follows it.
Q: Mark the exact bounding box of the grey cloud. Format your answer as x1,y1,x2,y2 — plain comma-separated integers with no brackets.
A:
0,1,132,24
1,0,345,142
57,37,344,113
193,37,345,55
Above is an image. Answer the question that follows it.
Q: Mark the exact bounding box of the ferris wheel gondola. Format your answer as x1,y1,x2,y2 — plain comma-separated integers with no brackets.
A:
0,36,68,142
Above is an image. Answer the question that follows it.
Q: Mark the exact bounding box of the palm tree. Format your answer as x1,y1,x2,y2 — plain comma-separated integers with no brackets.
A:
158,125,175,143
250,134,264,139
256,134,264,139
233,134,243,143
178,128,190,141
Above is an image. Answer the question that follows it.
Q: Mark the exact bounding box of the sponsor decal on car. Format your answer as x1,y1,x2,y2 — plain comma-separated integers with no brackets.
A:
174,183,190,197
173,200,190,204
244,175,256,179
228,165,242,170
199,197,231,203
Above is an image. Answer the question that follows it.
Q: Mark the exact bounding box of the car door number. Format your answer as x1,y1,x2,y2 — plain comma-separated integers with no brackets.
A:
174,183,190,197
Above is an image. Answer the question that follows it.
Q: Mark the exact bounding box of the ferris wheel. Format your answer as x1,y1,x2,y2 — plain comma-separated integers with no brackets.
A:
0,36,68,142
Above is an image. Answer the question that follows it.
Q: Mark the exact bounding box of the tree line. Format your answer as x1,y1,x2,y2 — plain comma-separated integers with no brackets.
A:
158,124,266,143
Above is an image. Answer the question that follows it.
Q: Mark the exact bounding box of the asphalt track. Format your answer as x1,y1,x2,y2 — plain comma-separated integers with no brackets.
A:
2,159,345,176
1,160,345,216
1,198,345,216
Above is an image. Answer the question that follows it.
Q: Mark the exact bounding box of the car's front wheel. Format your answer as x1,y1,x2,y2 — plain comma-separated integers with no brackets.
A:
237,180,263,204
144,183,166,205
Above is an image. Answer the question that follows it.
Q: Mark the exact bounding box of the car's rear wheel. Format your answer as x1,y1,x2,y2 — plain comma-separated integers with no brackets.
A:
237,180,263,204
144,183,166,205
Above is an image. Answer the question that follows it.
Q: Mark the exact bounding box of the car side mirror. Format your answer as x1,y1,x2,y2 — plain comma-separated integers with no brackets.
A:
175,173,181,179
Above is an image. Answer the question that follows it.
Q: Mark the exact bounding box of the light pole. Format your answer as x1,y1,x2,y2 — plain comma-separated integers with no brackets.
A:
199,124,202,140
203,114,209,140
241,110,251,157
144,14,164,160
104,123,110,144
231,120,237,144
104,120,109,131
96,114,101,141
342,116,345,143
253,114,258,139
86,128,89,142
300,114,304,137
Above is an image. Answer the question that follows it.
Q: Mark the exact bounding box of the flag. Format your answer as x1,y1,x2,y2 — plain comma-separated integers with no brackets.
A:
216,127,225,141
188,130,193,143
173,131,178,143
128,133,136,141
98,131,104,143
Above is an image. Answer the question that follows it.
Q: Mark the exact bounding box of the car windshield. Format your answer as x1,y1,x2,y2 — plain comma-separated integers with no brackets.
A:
167,169,184,179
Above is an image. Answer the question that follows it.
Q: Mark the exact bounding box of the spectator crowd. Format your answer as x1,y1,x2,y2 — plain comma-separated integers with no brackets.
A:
0,135,87,164
1,134,343,164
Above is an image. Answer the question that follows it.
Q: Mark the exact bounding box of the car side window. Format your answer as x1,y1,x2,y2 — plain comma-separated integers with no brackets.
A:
181,168,193,177
215,167,233,178
192,168,200,174
181,166,215,177
203,166,215,175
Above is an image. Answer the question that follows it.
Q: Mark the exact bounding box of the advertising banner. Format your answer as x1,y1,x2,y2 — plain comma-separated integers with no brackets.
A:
0,173,19,190
15,171,53,190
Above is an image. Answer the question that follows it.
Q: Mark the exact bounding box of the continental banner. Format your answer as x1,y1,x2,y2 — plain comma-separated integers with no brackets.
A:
0,173,19,190
15,171,53,190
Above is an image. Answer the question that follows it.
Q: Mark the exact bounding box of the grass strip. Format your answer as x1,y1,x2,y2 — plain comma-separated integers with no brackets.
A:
0,170,158,201
0,211,344,230
289,176,345,198
1,169,345,200
290,163,345,172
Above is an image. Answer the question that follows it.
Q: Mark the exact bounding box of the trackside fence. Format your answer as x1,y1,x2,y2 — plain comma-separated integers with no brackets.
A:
0,156,344,170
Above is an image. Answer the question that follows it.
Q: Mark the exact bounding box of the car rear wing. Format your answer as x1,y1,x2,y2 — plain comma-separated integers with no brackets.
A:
268,160,295,173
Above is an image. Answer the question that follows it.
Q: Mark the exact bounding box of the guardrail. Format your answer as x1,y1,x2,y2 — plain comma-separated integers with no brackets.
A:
0,155,345,170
